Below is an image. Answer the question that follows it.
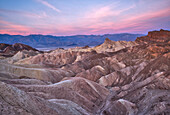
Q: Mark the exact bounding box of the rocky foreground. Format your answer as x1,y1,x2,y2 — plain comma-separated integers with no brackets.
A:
0,29,170,115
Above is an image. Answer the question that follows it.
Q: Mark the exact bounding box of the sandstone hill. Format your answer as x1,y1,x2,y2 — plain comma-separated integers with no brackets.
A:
0,43,39,57
0,29,169,115
136,29,170,44
94,38,137,53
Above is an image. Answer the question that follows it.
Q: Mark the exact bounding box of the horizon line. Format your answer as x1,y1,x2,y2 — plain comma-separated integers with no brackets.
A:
1,29,168,37
0,32,147,37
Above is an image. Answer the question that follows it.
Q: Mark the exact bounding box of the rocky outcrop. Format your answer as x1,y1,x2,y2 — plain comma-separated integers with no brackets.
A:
99,46,170,87
100,99,138,115
7,50,39,64
0,81,90,115
94,38,137,53
0,77,109,114
0,63,74,83
136,29,170,44
11,43,38,51
0,43,39,57
0,43,11,51
15,50,95,67
75,57,126,82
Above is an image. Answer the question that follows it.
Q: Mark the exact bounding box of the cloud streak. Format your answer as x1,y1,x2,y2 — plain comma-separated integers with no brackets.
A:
0,8,47,19
86,8,170,34
37,0,61,13
80,3,136,28
0,20,33,35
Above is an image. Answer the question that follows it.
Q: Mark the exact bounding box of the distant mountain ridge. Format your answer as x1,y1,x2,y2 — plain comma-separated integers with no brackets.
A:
0,33,144,48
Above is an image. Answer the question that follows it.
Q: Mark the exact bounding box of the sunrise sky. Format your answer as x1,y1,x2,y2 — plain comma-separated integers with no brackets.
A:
0,0,170,35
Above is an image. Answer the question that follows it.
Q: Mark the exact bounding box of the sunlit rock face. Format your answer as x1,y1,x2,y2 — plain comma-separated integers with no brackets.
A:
94,38,138,53
136,29,170,44
0,43,40,57
6,50,39,64
0,29,170,115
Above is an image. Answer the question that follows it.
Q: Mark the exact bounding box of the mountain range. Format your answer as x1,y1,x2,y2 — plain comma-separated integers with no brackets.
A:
0,33,144,48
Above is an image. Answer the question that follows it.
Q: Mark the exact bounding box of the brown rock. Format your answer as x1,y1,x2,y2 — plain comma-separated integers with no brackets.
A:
136,29,170,44
13,77,109,113
0,81,90,115
94,38,137,53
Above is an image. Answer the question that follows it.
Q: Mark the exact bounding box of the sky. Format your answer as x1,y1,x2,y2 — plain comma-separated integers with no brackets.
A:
0,0,170,36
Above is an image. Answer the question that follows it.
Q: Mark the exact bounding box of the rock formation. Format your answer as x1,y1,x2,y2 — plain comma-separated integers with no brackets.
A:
136,29,170,44
0,29,169,115
0,43,39,57
94,38,137,53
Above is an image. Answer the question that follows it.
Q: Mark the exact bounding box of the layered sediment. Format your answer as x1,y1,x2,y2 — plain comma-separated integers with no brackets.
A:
0,29,169,115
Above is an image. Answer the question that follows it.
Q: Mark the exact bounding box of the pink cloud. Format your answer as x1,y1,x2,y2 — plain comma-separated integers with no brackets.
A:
123,8,170,23
0,20,36,35
82,4,135,26
0,19,78,35
83,8,170,34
